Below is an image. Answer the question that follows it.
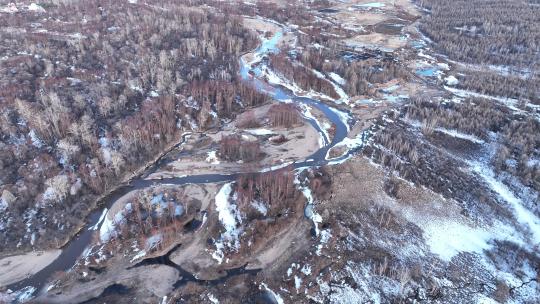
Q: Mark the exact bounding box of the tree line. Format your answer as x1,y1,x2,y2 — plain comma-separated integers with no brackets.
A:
0,0,268,252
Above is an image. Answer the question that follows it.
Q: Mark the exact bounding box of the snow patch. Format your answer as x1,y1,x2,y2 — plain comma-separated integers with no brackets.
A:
301,264,312,275
130,249,146,262
421,220,493,261
471,163,540,246
329,72,346,86
29,130,44,148
445,75,459,86
13,286,36,303
98,204,132,242
245,128,275,136
327,128,373,163
444,86,521,113
310,69,349,104
357,2,385,8
89,208,108,231
28,3,45,13
251,200,268,216
1,3,18,14
260,161,294,173
476,294,499,304
206,151,220,165
259,283,284,304
145,234,162,250
212,183,243,263
296,171,323,236
434,127,484,144
317,229,332,256
42,175,70,203
295,276,303,291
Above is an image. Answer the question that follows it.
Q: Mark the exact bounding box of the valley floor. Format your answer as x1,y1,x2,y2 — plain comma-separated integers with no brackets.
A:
1,0,539,303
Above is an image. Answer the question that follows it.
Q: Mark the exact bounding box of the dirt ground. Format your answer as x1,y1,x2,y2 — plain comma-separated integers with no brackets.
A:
146,103,321,179
0,250,61,286
40,179,314,303
169,186,313,279
345,32,407,52
325,156,449,213
34,264,178,303
243,17,281,34
9,1,444,302
245,218,312,272
318,0,420,51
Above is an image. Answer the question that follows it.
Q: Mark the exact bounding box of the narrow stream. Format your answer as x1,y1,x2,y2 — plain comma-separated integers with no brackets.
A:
8,28,362,299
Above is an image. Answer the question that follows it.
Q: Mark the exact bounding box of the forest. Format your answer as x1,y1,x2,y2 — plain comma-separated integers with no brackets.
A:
418,0,539,104
366,95,539,212
0,0,267,251
418,0,540,69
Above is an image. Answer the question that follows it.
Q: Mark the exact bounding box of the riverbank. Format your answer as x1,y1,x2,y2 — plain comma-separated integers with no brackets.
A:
146,104,322,179
8,4,380,302
0,250,61,287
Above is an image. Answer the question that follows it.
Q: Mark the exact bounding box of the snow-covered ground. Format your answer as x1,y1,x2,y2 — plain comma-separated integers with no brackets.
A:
444,86,521,112
405,118,484,144
444,84,540,123
259,283,285,304
244,128,275,136
329,72,346,86
470,162,540,246
434,127,484,144
261,65,338,103
311,68,350,105
99,207,127,242
212,183,243,263
356,2,386,8
206,151,220,165
444,75,459,86
251,200,268,216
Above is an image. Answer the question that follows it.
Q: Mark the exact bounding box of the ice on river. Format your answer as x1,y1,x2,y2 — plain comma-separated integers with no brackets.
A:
298,103,330,146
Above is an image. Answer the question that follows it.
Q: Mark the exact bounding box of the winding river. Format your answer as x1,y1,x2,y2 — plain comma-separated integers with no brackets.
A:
8,28,366,300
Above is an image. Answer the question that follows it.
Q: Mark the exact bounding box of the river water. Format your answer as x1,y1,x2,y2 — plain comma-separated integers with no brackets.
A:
8,29,362,300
